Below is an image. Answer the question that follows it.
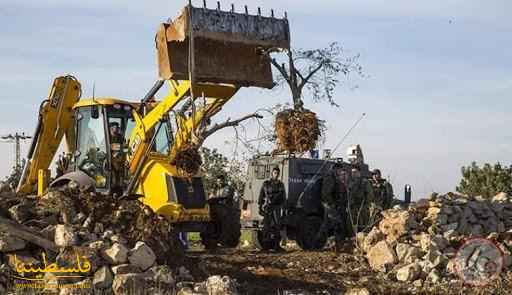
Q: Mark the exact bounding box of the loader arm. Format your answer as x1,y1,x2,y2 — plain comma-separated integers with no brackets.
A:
170,84,238,160
127,81,238,175
17,76,81,195
127,80,191,175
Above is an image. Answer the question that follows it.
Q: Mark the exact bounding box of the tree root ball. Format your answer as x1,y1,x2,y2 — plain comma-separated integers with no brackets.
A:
173,145,203,176
275,109,321,153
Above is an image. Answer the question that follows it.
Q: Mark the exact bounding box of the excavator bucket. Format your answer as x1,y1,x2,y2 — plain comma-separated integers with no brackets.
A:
156,4,290,88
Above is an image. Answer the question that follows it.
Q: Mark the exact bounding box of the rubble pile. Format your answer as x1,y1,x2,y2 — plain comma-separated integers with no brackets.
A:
0,186,239,294
275,108,321,153
358,192,512,286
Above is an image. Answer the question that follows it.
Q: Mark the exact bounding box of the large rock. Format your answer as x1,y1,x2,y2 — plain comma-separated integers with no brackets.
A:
112,273,147,295
0,233,26,252
112,264,141,275
146,265,175,285
206,275,240,295
366,240,397,272
422,250,448,270
102,243,129,265
55,224,78,247
128,241,156,271
360,227,384,253
492,192,509,203
427,269,441,283
395,243,422,263
93,266,113,289
378,209,417,242
396,262,421,282
40,225,56,241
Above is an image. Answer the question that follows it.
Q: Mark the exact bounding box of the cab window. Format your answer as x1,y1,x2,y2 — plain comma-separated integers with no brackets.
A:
153,123,171,154
75,106,108,188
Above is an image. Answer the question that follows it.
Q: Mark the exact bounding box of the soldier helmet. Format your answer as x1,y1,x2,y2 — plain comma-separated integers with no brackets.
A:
372,169,381,176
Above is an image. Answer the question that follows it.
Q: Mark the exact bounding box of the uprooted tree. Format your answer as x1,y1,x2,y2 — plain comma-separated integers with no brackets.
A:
172,107,263,175
456,162,512,198
265,42,364,153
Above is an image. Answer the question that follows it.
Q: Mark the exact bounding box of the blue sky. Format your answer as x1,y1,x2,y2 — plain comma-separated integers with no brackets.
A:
0,0,510,199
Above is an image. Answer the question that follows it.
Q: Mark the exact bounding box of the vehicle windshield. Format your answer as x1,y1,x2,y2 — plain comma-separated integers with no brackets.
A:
76,106,108,188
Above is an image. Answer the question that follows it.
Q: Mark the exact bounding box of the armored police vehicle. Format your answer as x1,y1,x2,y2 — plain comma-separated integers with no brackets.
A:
241,153,350,250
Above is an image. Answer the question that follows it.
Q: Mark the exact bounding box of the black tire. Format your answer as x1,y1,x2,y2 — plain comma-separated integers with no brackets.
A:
296,215,327,250
256,229,280,250
217,205,241,248
204,200,241,249
200,224,219,250
200,236,218,250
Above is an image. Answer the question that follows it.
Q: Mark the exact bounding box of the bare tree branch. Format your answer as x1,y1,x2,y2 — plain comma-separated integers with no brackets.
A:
268,42,364,109
195,113,263,146
298,61,325,92
270,58,289,82
295,69,306,85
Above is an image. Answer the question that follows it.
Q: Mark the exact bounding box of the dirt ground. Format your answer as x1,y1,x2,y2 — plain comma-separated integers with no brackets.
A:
183,242,512,295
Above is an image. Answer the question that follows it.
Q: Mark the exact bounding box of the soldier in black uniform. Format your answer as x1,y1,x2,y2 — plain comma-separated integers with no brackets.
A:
347,166,375,235
318,162,348,250
258,167,286,251
371,169,394,210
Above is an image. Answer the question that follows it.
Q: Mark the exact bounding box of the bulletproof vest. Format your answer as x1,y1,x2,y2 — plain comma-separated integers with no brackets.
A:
373,179,387,198
262,180,284,206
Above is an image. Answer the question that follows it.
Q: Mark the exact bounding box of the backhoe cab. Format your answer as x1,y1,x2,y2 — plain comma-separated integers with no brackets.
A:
70,99,138,193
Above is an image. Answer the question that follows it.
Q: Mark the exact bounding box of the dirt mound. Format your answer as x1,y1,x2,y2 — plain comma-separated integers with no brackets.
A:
173,144,203,176
275,108,321,153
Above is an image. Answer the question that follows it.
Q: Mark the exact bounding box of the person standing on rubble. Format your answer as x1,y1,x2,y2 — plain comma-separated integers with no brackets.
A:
371,169,394,210
258,167,286,251
347,166,375,236
318,162,348,251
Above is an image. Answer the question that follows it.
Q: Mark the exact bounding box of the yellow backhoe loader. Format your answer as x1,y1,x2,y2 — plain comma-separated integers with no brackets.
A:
17,3,290,248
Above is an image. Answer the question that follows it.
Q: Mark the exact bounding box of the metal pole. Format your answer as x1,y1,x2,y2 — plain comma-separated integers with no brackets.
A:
188,0,196,136
1,132,31,169
15,133,20,169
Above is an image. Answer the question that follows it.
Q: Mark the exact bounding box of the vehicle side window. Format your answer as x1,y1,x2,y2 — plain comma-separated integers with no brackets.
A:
153,123,170,155
255,165,266,179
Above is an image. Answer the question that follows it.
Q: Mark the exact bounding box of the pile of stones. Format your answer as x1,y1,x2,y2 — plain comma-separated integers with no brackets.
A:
0,184,240,295
357,192,512,286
